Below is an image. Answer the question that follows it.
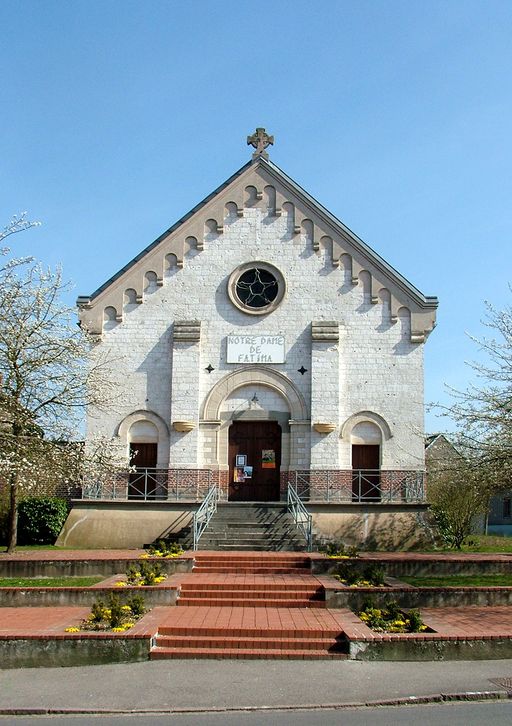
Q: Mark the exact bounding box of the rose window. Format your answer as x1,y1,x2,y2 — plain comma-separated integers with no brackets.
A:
228,262,286,315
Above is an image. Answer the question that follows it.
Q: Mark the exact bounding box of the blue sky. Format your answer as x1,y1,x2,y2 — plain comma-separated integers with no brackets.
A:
2,0,511,432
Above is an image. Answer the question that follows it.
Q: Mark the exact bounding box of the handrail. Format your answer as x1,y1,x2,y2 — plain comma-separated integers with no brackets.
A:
287,483,313,552
192,484,219,550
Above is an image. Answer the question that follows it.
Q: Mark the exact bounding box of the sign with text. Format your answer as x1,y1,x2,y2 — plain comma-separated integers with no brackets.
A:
227,334,285,364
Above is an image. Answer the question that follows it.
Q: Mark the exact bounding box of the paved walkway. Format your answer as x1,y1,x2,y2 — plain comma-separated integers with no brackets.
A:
0,606,167,639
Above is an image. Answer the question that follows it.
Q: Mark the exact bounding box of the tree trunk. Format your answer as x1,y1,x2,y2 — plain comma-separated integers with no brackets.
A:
7,471,18,553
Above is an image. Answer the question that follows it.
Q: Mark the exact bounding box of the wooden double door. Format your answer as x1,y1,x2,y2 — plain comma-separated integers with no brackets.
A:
228,421,281,501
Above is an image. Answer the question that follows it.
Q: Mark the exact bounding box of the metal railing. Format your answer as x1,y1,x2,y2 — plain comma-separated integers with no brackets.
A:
81,468,213,502
193,484,219,550
290,469,425,503
287,483,313,552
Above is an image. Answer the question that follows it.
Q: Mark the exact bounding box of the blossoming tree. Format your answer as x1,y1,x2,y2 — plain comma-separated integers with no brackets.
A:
0,215,125,552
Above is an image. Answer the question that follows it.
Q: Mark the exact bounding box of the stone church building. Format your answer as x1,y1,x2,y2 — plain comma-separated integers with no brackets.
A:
60,130,438,549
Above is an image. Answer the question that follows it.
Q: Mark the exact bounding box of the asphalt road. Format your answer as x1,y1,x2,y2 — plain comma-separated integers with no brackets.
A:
2,658,512,713
1,702,512,725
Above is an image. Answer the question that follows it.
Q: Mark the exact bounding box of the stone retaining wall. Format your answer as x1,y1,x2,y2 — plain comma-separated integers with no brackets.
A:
326,586,512,610
0,557,192,578
0,586,177,608
0,635,151,669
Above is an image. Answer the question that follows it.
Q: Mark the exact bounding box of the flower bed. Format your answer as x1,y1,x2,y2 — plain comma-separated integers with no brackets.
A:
357,597,427,633
65,593,146,633
140,540,184,559
333,561,386,588
115,562,167,588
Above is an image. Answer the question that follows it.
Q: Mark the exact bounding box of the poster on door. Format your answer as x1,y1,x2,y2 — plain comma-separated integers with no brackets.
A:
261,449,276,469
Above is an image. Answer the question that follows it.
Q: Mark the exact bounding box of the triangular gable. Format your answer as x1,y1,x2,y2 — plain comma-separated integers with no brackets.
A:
78,156,438,342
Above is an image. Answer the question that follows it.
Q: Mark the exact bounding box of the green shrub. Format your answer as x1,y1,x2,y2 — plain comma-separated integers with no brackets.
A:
127,594,146,617
319,540,359,558
362,564,385,586
17,496,69,545
147,539,184,557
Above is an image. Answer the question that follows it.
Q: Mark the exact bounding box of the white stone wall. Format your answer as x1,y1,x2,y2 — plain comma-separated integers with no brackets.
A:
87,205,425,471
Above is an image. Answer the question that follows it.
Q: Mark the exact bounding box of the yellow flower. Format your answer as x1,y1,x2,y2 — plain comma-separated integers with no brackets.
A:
121,605,132,612
139,553,150,559
64,626,80,633
112,627,125,632
115,581,127,587
123,622,134,629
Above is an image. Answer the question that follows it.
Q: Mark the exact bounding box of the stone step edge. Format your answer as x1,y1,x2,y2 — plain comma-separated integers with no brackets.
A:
150,647,347,660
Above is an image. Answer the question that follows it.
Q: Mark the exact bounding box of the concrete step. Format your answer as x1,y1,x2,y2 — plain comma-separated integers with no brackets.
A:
198,544,305,552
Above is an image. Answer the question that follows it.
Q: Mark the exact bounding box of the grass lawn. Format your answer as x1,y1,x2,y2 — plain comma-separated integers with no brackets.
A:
402,574,512,587
0,576,105,587
424,535,512,554
0,545,116,553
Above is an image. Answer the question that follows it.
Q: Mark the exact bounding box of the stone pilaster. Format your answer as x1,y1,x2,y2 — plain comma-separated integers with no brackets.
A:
310,321,340,469
169,321,201,467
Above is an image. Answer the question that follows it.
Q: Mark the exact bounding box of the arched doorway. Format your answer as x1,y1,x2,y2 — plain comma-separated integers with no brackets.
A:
228,420,282,501
350,421,382,501
128,420,159,499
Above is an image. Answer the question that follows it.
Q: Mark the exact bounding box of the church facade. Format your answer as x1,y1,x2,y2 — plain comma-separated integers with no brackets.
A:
71,130,438,548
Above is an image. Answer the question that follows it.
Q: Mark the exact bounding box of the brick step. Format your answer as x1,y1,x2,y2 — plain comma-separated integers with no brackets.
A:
193,557,310,564
192,567,310,574
176,597,326,608
179,591,323,602
150,647,348,660
157,623,342,638
153,635,345,651
180,583,320,592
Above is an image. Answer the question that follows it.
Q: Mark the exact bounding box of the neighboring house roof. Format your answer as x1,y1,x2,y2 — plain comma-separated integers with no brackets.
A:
77,154,438,342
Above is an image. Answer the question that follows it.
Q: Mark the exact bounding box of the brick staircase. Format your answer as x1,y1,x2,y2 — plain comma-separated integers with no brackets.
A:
192,553,311,575
150,552,348,659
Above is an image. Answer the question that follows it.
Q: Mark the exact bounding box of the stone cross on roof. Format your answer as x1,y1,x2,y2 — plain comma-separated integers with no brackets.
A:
247,127,274,159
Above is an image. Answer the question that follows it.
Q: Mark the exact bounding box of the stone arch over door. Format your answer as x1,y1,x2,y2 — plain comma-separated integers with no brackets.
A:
117,410,170,468
200,367,309,473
